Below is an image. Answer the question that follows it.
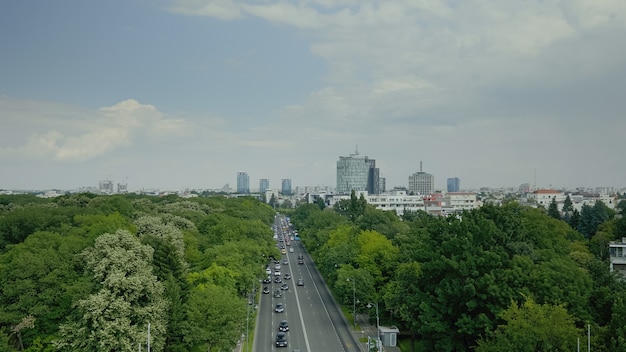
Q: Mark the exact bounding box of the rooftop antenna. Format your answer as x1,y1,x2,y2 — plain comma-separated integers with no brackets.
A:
420,160,423,173
355,145,359,155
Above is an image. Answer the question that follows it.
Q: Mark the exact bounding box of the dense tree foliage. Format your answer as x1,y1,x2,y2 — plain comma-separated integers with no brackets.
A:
0,194,276,351
1,192,624,351
291,199,626,352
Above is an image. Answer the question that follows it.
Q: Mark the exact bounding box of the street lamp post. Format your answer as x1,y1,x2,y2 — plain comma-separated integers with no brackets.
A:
347,278,356,327
367,302,380,352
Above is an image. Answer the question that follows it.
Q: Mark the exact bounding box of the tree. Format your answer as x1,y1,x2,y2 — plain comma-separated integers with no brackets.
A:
55,230,168,351
315,197,326,210
268,194,277,209
562,195,574,213
568,208,581,230
333,190,367,223
547,197,561,220
183,284,245,351
476,296,580,352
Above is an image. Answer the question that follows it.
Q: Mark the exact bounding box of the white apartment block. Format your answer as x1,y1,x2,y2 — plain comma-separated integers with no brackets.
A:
443,192,479,210
610,237,626,278
324,189,480,216
527,189,566,207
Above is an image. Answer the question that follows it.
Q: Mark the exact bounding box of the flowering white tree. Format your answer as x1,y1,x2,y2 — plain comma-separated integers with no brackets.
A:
55,230,168,351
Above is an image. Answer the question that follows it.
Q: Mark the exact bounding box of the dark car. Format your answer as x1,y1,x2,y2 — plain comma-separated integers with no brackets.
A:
275,331,288,347
283,273,291,280
275,303,284,313
274,289,282,298
280,283,289,290
274,276,282,283
263,286,270,294
279,319,289,332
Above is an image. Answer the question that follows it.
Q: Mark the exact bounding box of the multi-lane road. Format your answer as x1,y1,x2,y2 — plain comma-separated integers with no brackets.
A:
253,216,361,352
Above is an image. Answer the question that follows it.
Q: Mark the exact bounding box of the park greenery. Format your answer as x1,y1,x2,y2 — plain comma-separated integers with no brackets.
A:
290,191,626,351
0,193,278,351
0,191,625,351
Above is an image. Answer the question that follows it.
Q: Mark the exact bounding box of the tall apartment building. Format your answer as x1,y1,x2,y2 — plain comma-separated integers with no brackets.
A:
259,179,269,193
336,149,380,195
281,179,292,195
237,172,250,194
447,177,460,192
408,161,434,195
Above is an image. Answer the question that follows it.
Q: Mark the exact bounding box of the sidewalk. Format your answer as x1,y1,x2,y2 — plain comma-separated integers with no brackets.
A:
352,313,402,352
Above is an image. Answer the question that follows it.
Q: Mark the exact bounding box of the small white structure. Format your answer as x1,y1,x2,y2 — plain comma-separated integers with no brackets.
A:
379,325,400,347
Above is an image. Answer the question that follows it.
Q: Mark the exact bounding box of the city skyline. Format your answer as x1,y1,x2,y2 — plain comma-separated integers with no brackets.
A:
1,1,625,191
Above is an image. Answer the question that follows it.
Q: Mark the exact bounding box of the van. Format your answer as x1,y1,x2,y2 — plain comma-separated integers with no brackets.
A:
289,247,294,253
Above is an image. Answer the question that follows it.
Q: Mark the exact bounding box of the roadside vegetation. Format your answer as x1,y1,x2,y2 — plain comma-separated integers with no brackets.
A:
1,191,625,351
291,191,626,351
0,194,278,351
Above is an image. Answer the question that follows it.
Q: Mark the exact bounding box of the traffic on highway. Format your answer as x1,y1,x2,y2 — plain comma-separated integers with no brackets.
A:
254,214,355,352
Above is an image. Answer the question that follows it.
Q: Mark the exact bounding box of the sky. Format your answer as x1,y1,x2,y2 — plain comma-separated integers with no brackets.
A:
1,0,625,192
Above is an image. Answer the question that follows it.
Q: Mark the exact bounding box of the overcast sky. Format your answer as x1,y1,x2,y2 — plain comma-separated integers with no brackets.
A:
1,0,625,192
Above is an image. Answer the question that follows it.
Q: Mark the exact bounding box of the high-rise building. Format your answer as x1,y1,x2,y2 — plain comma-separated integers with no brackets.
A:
259,179,269,193
237,172,250,193
336,149,380,195
379,177,386,194
447,177,460,192
281,179,292,195
408,161,434,195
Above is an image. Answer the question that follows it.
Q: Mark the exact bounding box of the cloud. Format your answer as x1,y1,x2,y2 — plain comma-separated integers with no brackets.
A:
0,97,193,161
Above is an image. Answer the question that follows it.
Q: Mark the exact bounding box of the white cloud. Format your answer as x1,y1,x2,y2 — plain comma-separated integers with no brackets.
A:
0,98,193,162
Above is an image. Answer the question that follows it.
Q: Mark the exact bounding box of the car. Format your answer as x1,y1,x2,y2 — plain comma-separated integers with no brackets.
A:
275,331,288,347
289,247,294,253
281,283,289,290
275,264,281,270
281,248,287,254
283,273,291,280
297,278,304,286
274,276,282,283
266,268,272,275
274,270,281,276
263,286,270,294
274,289,282,298
282,259,288,265
263,277,272,284
279,319,289,332
275,303,284,313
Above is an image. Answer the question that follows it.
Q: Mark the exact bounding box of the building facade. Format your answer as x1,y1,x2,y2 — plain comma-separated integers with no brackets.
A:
259,179,269,193
336,151,380,195
281,179,292,195
237,172,250,194
447,177,460,192
610,237,626,278
408,171,434,195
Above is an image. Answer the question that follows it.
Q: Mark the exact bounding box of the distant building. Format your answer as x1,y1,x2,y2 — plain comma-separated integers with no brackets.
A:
336,148,380,195
237,172,250,194
528,189,565,207
259,179,269,193
99,179,114,194
444,192,478,210
610,237,626,278
408,161,434,195
447,177,460,192
379,177,386,194
281,179,292,195
117,182,128,194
